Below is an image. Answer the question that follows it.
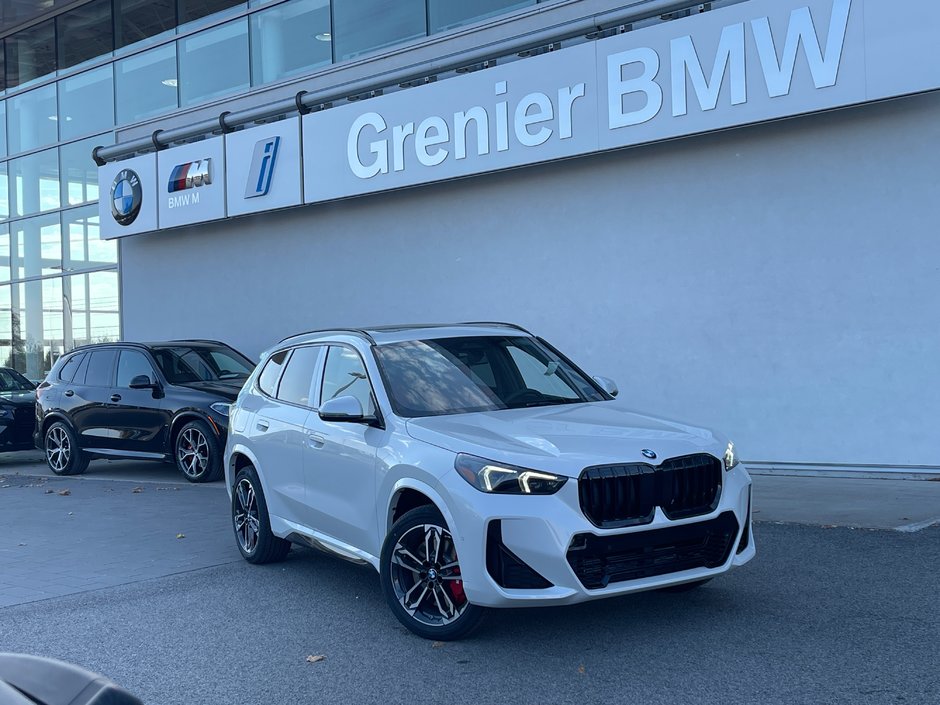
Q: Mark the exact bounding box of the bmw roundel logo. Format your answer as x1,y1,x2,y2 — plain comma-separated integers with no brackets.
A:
641,449,657,460
110,168,143,226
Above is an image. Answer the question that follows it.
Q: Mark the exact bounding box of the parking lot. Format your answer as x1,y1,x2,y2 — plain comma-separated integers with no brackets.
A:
1,453,938,705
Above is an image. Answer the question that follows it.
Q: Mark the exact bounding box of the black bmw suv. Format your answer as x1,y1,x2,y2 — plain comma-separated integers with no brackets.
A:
35,340,255,482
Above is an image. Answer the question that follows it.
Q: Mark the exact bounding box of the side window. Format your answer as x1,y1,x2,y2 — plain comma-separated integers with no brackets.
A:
116,350,157,388
257,349,288,397
84,350,118,387
71,354,91,385
276,346,321,407
320,346,375,415
58,353,85,382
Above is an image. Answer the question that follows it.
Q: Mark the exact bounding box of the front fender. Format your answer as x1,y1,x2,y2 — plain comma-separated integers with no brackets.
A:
225,441,266,500
383,475,459,542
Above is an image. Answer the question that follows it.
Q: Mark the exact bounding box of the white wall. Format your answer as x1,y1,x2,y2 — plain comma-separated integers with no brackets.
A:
120,90,940,471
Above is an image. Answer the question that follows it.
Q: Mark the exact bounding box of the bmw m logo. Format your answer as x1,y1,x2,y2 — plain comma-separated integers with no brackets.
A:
110,169,142,226
168,159,212,193
641,449,657,460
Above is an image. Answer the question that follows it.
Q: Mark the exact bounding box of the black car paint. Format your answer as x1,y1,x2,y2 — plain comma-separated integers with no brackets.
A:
34,343,250,463
0,383,38,452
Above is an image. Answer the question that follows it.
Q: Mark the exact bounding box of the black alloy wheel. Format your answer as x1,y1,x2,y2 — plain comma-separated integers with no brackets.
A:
380,506,485,641
232,466,290,564
44,422,89,476
174,419,222,482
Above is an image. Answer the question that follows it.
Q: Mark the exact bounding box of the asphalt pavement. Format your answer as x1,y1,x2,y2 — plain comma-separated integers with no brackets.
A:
0,454,938,705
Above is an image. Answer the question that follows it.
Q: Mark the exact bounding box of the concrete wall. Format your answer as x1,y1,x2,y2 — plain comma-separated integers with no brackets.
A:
120,89,940,471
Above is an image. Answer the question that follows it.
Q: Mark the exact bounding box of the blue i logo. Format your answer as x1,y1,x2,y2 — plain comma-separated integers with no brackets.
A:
245,136,280,198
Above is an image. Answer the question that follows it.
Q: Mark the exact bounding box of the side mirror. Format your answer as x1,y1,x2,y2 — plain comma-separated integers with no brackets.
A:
129,374,157,390
319,395,365,422
593,375,619,398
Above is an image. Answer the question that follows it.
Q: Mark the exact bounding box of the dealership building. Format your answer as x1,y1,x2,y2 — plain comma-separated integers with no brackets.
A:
0,0,938,475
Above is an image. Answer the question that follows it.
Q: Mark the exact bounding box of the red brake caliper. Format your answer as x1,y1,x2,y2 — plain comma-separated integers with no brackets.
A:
448,567,465,603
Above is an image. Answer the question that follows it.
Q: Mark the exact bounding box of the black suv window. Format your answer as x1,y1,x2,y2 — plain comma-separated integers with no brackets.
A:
84,350,118,387
151,345,254,384
57,353,85,382
117,350,156,388
257,350,288,397
276,346,321,407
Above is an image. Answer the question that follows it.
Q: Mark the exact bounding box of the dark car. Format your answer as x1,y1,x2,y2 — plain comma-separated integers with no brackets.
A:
0,367,38,452
34,340,255,482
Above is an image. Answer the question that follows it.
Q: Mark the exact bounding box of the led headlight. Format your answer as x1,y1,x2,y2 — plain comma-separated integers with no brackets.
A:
209,402,231,417
723,441,740,471
455,454,567,495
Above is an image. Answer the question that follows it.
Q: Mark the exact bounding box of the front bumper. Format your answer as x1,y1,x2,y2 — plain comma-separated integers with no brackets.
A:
445,464,755,608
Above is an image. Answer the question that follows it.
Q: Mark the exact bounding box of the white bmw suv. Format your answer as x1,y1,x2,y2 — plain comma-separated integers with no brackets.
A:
225,323,754,639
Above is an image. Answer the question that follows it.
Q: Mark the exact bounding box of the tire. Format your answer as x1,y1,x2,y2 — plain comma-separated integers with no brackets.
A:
44,421,89,476
174,419,222,483
657,578,712,593
232,466,291,564
380,506,486,641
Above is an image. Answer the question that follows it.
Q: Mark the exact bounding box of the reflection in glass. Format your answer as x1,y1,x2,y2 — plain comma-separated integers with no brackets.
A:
115,0,177,50
333,0,426,60
179,19,249,107
67,270,120,349
10,149,60,217
178,0,245,27
0,226,8,282
429,0,533,33
12,213,62,280
0,162,7,219
63,205,117,271
56,0,114,70
115,43,179,125
61,135,113,207
250,0,331,86
4,279,65,380
0,101,6,157
58,67,115,141
7,84,57,154
5,20,56,89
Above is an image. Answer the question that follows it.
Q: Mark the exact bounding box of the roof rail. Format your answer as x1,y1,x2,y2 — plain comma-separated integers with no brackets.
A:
68,341,151,353
166,339,228,345
460,321,534,335
277,328,377,345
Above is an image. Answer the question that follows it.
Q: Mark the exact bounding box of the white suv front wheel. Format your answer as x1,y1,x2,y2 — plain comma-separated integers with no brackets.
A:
380,506,485,640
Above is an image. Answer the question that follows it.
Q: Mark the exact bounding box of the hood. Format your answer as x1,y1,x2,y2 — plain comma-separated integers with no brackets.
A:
0,389,36,408
175,379,244,401
406,402,722,477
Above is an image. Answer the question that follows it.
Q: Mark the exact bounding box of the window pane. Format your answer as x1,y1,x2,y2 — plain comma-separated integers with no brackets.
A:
0,40,5,93
257,349,287,396
321,346,375,414
333,0,425,60
84,349,117,386
57,0,114,70
179,19,249,107
64,204,117,272
58,352,85,382
12,213,62,279
277,346,320,406
58,67,115,140
115,43,178,125
115,0,176,49
0,225,8,281
61,134,112,207
0,284,12,370
117,350,155,387
14,278,64,381
178,0,245,26
0,162,7,219
10,148,60,217
250,0,331,86
67,270,120,348
5,20,56,89
7,84,57,154
429,0,532,33
0,101,6,157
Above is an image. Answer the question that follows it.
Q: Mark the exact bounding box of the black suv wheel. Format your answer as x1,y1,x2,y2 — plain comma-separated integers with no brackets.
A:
44,422,89,476
174,419,223,482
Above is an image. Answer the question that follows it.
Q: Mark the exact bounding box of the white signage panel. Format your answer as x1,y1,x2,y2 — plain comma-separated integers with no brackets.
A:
303,42,599,204
157,137,226,229
98,153,158,240
225,118,303,217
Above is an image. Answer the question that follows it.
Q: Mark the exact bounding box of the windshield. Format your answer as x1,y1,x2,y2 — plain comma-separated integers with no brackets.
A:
150,345,255,384
373,335,608,418
0,368,34,392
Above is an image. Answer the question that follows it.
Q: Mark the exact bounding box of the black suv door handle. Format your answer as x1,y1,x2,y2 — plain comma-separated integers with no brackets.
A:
64,390,74,397
110,393,122,402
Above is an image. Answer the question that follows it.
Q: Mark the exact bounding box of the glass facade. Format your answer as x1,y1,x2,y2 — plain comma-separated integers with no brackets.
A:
0,0,552,379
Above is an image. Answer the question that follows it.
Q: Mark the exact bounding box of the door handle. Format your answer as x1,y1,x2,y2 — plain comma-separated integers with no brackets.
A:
256,420,269,432
64,390,74,397
110,394,122,403
306,433,325,449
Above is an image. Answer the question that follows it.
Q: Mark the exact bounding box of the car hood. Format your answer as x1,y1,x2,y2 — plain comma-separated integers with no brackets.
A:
0,390,36,408
405,402,723,477
175,379,244,401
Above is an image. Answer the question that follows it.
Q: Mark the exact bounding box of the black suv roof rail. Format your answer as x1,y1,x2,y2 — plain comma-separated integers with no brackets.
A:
67,341,151,354
164,339,229,346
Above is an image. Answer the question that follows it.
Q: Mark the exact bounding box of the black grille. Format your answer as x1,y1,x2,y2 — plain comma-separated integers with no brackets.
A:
736,487,752,554
566,511,739,589
578,454,722,528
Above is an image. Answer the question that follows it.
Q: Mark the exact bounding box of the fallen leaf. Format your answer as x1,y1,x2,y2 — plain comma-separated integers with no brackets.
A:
44,489,54,494
176,533,186,539
67,512,74,516
305,655,326,663
132,487,144,494
577,665,586,675
431,641,445,648
57,489,71,496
